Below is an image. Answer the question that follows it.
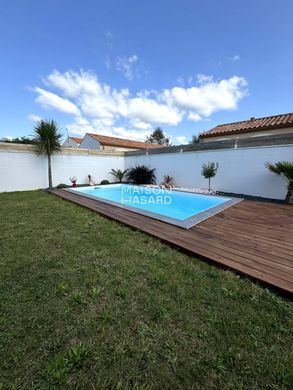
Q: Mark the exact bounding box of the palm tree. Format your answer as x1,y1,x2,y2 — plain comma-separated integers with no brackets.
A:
32,120,62,190
109,168,128,183
266,161,293,204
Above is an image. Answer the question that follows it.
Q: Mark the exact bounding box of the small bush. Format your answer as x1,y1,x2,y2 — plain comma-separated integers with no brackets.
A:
56,183,69,189
100,180,110,185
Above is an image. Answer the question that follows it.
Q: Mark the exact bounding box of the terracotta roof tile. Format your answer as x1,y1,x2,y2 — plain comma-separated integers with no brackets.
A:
87,133,164,149
200,112,293,138
69,137,83,144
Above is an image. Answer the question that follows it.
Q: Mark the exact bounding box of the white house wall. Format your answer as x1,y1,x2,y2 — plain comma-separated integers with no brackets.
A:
79,134,101,150
201,127,293,142
62,137,79,148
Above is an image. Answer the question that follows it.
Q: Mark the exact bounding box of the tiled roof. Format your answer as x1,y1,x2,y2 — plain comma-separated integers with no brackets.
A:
87,133,164,149
69,137,83,144
200,112,293,138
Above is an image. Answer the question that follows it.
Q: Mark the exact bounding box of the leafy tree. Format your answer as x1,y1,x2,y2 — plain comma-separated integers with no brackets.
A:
109,168,129,183
126,165,156,184
32,120,62,190
190,132,204,144
266,161,293,204
191,134,200,144
201,162,219,192
146,127,171,146
0,136,36,144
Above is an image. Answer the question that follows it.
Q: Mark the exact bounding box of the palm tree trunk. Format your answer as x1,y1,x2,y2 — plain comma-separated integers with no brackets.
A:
48,153,53,190
285,181,293,204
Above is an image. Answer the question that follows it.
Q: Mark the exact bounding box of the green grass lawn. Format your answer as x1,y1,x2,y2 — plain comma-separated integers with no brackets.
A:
0,191,292,389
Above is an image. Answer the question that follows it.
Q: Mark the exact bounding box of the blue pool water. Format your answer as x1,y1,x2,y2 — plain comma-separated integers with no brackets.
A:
71,184,231,221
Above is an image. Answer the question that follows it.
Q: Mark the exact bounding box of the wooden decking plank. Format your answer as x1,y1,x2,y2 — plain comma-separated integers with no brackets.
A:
50,189,293,294
196,224,293,263
209,215,293,244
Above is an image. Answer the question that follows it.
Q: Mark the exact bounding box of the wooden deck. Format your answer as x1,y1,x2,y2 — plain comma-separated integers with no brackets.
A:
50,189,293,295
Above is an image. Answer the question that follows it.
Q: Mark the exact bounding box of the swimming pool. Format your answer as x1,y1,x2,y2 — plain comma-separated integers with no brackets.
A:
67,184,241,228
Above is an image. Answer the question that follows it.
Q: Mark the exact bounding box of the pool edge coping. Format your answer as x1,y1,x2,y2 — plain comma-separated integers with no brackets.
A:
64,186,243,229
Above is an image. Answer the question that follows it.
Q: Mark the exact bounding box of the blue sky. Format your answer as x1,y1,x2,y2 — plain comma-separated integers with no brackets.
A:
0,0,293,144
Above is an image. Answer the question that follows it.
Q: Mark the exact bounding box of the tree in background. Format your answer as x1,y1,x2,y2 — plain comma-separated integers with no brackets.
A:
32,120,62,190
266,161,293,204
201,162,219,192
146,127,171,146
0,136,36,144
190,133,203,144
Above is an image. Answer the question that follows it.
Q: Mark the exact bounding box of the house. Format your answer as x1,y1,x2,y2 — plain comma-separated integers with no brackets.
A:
78,133,164,151
62,136,83,148
200,112,293,142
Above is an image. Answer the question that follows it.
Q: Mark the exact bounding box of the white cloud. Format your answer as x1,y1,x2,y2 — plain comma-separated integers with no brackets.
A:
116,55,139,80
33,69,248,140
112,127,150,141
34,87,80,115
173,135,188,145
28,114,41,122
66,116,94,136
187,112,201,121
162,76,247,117
128,97,182,125
230,54,240,61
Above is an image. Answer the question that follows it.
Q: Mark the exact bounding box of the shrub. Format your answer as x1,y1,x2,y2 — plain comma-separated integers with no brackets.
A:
100,180,110,185
126,165,156,185
56,183,69,189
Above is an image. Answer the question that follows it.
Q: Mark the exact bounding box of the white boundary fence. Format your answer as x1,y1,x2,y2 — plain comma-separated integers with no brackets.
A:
0,143,124,192
125,144,292,200
0,134,292,200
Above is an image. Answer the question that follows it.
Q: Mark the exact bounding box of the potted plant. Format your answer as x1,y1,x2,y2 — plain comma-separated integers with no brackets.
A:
70,176,77,187
160,174,175,188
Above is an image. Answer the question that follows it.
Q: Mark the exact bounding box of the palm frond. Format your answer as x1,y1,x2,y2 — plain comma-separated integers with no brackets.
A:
109,168,128,182
266,161,293,182
32,120,62,156
126,165,156,184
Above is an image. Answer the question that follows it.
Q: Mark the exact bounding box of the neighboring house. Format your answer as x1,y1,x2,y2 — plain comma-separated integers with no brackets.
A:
79,133,164,151
200,112,293,142
62,136,83,148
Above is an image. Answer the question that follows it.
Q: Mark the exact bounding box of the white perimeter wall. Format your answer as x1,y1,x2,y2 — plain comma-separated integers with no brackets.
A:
0,149,124,192
125,145,293,200
1,143,292,199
